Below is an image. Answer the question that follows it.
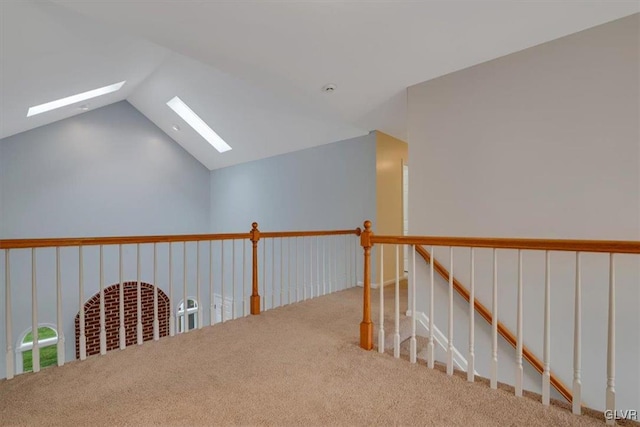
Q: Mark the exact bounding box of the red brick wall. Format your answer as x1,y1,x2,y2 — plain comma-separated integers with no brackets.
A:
75,282,170,358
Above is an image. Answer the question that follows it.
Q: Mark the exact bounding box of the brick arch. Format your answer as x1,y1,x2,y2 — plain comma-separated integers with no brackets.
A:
75,282,170,358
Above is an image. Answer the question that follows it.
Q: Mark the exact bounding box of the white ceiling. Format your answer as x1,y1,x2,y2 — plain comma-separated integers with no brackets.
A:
2,0,638,170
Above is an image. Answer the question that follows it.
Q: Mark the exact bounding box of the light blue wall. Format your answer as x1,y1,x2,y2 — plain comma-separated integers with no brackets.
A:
0,101,210,238
209,132,376,233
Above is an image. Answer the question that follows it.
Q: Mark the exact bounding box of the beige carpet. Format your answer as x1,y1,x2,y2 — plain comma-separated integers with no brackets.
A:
0,284,615,426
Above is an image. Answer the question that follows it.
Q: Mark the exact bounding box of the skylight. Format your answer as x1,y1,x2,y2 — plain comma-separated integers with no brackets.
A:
166,96,232,153
26,81,126,117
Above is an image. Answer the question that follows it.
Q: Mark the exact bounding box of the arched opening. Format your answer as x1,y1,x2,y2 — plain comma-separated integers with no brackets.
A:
16,324,58,374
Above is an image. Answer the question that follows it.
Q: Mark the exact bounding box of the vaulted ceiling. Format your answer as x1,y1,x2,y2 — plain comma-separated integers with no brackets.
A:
2,0,638,170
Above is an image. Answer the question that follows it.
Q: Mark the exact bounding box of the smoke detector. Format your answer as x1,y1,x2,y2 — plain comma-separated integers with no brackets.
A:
321,84,337,93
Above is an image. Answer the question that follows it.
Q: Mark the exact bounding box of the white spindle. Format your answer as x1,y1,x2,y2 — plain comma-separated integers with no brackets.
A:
515,250,523,396
346,235,350,289
169,243,175,336
573,251,582,414
316,237,320,297
542,250,551,405
410,245,417,364
197,242,202,329
5,250,14,379
79,246,86,360
605,253,616,425
262,238,266,311
491,248,497,389
309,237,313,299
394,245,400,359
428,246,435,369
468,247,475,382
288,238,292,304
302,237,306,300
209,241,214,326
447,247,453,375
57,247,65,364
272,238,276,309
119,245,126,349
153,243,159,340
280,238,283,307
232,239,236,318
333,236,340,291
322,237,326,295
242,239,247,317
32,248,40,372
99,246,107,353
221,240,226,322
137,244,143,345
378,244,385,353
295,237,299,302
183,242,188,332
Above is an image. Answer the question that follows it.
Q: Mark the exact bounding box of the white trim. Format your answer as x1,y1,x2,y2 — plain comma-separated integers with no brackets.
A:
406,310,478,375
357,275,408,289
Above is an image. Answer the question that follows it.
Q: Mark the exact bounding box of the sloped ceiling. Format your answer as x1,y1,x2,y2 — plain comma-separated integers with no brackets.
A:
2,0,638,170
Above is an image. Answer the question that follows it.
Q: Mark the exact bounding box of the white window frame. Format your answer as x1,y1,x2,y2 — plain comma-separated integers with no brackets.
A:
177,298,199,333
15,323,59,374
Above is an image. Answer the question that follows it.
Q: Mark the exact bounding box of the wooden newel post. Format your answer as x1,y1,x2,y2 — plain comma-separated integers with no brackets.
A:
360,220,374,350
250,222,261,315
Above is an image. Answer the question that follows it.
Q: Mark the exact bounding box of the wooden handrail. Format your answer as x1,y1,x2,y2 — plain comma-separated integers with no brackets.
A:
260,228,362,238
0,233,251,249
0,228,363,250
414,245,574,404
371,235,640,254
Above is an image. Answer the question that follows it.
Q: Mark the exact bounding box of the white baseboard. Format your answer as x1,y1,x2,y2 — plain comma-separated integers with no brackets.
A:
357,275,408,289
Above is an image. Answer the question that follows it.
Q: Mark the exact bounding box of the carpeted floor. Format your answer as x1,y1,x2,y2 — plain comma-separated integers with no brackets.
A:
0,284,612,426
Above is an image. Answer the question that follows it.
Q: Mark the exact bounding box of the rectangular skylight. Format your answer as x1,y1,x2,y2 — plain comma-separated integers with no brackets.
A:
166,96,232,153
26,81,126,117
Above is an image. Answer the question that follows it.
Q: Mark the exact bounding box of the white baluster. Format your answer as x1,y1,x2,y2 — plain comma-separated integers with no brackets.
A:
394,245,400,359
280,238,283,307
322,237,326,295
262,238,266,311
573,251,582,414
100,246,107,353
428,246,435,369
119,244,126,349
542,251,551,405
169,243,175,336
137,244,143,345
447,247,453,375
410,245,417,364
79,246,86,360
183,242,188,332
209,241,214,326
57,247,66,364
491,248,497,389
333,236,337,292
197,242,202,329
378,244,385,353
605,253,616,425
272,238,276,309
242,239,247,317
346,235,350,289
316,237,320,297
5,250,14,379
515,249,523,396
221,240,225,323
295,237,299,302
232,240,236,318
302,237,306,300
288,238,292,304
153,243,159,340
468,247,475,382
32,248,40,372
309,237,313,299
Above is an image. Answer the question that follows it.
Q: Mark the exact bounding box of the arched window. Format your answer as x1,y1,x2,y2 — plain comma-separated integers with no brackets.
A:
16,325,58,374
177,298,198,332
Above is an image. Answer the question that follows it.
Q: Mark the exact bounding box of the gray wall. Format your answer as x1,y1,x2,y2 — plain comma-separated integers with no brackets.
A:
210,132,376,233
407,15,639,411
0,101,211,379
0,101,211,238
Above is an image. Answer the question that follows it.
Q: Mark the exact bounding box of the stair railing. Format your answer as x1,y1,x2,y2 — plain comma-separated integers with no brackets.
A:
1,223,361,380
358,220,640,424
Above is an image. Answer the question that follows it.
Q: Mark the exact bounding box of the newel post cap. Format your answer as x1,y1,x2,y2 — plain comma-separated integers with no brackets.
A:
360,220,373,248
250,222,260,242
